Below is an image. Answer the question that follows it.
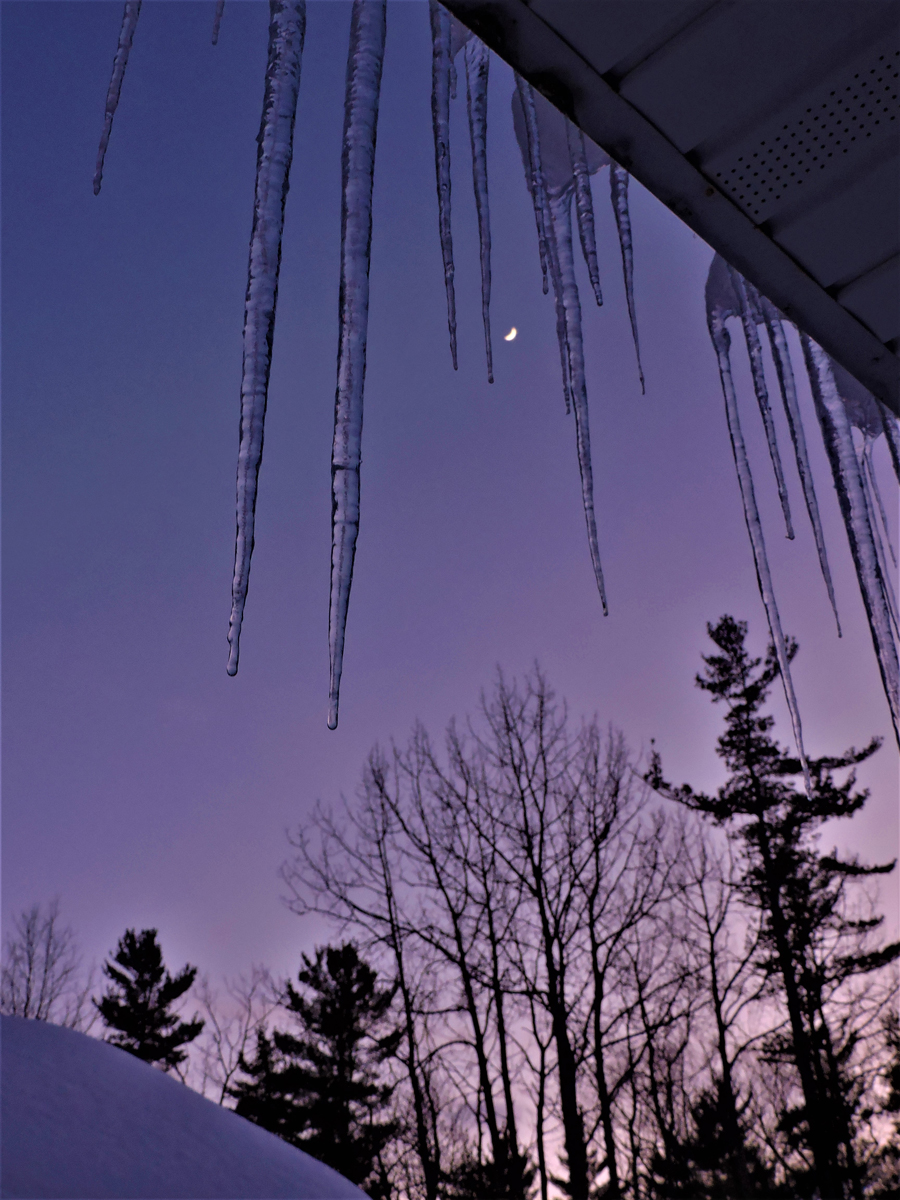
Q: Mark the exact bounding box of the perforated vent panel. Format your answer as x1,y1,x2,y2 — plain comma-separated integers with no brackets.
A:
709,49,899,221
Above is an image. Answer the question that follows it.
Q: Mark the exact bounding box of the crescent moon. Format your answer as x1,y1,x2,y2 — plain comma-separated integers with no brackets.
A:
504,327,517,341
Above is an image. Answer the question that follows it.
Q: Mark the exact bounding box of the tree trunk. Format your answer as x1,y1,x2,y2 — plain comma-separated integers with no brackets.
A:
754,816,844,1198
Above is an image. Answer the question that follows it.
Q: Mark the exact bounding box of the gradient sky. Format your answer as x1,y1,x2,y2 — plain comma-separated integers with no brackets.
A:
3,0,897,990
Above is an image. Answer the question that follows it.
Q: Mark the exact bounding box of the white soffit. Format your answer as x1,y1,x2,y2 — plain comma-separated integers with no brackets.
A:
443,0,900,413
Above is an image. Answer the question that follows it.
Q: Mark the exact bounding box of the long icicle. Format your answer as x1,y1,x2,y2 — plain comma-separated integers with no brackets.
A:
729,270,794,540
212,0,225,44
858,443,900,639
514,75,550,297
566,122,603,306
545,187,575,416
760,301,841,634
609,162,645,393
93,1,142,195
429,0,457,369
878,402,900,485
548,191,608,614
801,335,900,745
734,272,796,540
327,0,386,730
226,0,305,676
707,303,811,791
864,439,897,567
465,37,493,384
513,81,571,411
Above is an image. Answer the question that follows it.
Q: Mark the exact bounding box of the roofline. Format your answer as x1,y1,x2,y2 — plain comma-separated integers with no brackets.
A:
443,0,900,415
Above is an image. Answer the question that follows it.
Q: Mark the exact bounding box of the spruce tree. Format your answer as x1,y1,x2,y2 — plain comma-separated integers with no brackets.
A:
94,928,203,1073
648,616,899,1199
229,942,400,1198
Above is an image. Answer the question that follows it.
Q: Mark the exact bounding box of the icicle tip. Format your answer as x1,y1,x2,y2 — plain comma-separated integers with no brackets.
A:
226,644,239,676
226,611,242,675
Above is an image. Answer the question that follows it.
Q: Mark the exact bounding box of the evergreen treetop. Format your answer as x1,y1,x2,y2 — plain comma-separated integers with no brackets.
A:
647,616,899,1199
647,616,898,987
94,927,203,1073
230,942,400,1198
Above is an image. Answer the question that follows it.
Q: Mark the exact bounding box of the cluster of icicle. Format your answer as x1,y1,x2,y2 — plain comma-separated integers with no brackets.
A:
428,11,647,632
508,77,645,621
226,0,646,728
92,1,898,745
707,255,900,754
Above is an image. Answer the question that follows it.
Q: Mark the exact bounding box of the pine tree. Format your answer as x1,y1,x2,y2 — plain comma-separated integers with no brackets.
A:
443,1145,535,1200
230,942,400,1198
649,1079,781,1199
867,1011,900,1196
94,927,203,1073
648,616,899,1199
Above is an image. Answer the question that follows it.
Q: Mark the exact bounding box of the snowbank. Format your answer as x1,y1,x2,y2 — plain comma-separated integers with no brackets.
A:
1,1015,368,1199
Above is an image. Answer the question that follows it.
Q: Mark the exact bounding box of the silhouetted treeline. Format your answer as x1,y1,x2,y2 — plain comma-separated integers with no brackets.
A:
4,619,898,1199
280,620,899,1200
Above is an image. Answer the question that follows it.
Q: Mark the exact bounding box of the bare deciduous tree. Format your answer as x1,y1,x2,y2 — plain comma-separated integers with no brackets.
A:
0,898,95,1030
193,965,279,1103
277,656,898,1200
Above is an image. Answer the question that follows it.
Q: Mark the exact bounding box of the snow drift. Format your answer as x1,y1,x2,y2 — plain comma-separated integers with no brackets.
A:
1,1015,367,1199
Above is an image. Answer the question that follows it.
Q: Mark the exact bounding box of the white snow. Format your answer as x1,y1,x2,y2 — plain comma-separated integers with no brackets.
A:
1,1015,367,1199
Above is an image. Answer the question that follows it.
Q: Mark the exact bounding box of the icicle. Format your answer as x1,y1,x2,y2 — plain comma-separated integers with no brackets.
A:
801,335,900,746
327,0,386,730
511,83,572,411
878,403,900,485
566,122,602,307
212,0,225,44
706,269,811,791
609,163,644,393
547,190,608,614
465,38,493,384
226,0,306,677
429,0,457,369
829,355,900,490
859,443,900,638
858,441,900,639
759,300,841,635
448,15,471,103
93,1,142,195
546,218,574,416
513,77,550,297
830,357,886,441
729,271,794,540
863,439,897,567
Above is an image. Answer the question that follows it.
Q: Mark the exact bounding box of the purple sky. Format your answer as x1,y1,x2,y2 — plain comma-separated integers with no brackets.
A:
3,0,897,989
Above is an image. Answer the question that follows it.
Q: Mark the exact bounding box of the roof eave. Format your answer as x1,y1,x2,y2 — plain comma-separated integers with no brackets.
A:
442,0,900,415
